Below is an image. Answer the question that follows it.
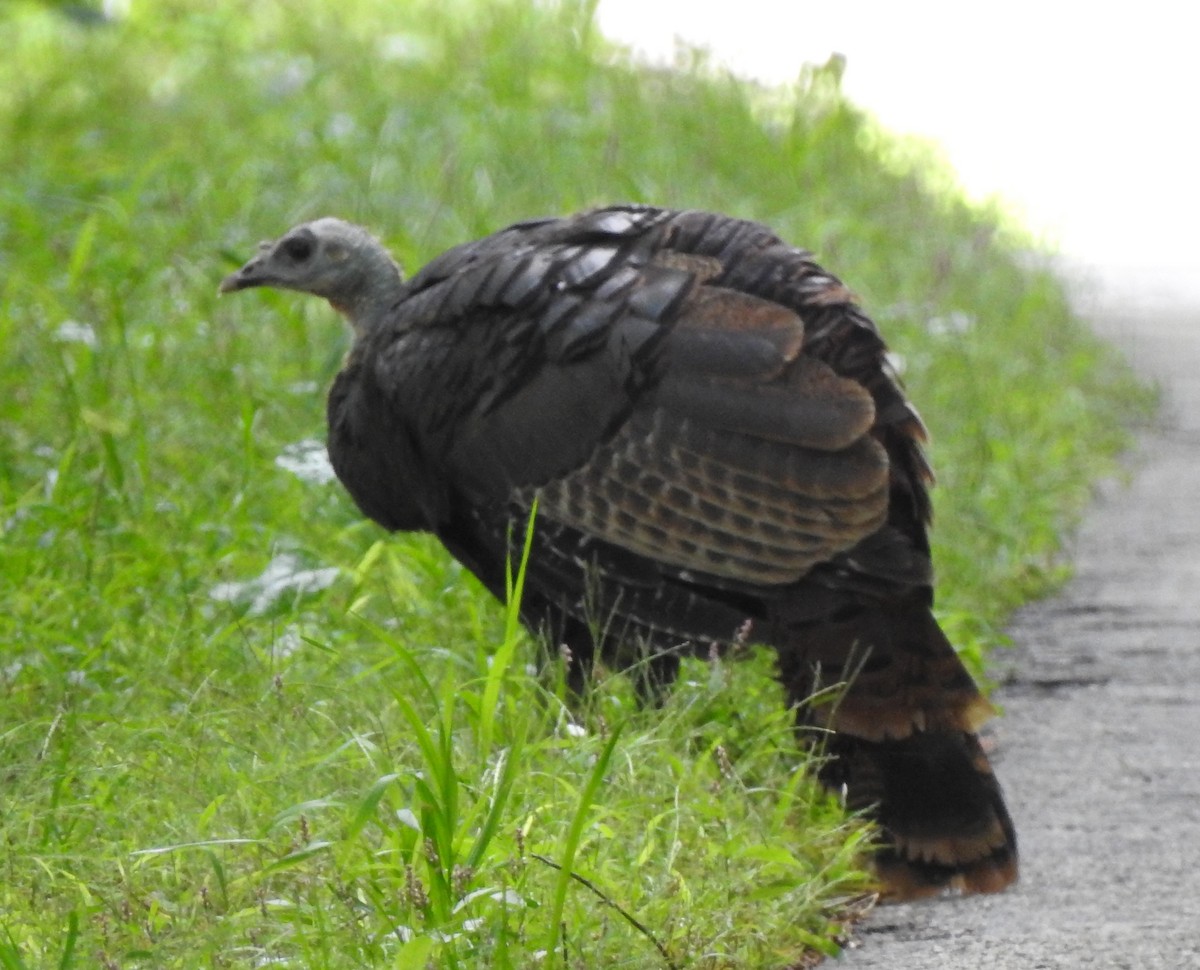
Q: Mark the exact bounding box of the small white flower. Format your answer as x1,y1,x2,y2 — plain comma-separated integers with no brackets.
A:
927,311,975,335
210,554,339,615
54,320,98,348
275,439,337,485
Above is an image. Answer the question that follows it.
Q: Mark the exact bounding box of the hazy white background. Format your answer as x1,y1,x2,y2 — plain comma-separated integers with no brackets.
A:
597,0,1199,305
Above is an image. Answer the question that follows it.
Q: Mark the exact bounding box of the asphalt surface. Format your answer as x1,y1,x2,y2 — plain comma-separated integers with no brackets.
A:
839,295,1200,969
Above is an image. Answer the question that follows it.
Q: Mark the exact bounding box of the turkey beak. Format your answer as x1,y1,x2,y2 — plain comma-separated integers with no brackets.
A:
219,258,268,294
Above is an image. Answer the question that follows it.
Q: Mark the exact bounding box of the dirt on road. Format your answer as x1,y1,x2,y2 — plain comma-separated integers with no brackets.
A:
839,297,1200,969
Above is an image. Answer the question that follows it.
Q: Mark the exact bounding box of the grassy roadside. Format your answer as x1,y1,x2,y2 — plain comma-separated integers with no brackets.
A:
0,1,1151,967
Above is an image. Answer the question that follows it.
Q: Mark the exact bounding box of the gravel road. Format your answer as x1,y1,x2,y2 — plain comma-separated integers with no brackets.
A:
838,294,1200,969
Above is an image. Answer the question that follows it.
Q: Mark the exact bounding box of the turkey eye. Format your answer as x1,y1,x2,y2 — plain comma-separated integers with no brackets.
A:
283,235,314,262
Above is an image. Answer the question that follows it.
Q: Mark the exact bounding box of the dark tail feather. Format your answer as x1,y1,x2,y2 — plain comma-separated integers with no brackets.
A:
825,730,1017,898
773,598,1019,899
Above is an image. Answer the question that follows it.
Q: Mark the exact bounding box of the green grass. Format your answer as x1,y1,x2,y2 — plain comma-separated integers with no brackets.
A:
0,0,1152,966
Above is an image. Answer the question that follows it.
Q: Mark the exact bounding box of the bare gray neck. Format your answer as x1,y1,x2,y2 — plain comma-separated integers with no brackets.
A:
340,244,404,335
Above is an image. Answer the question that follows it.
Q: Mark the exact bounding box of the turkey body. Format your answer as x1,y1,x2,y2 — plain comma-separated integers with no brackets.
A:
323,205,1017,898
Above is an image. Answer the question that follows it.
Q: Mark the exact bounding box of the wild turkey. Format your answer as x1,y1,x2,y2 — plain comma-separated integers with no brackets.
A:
220,205,1017,898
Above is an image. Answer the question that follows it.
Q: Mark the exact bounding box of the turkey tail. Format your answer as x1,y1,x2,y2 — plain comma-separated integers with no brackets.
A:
827,729,1017,898
773,598,1018,899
